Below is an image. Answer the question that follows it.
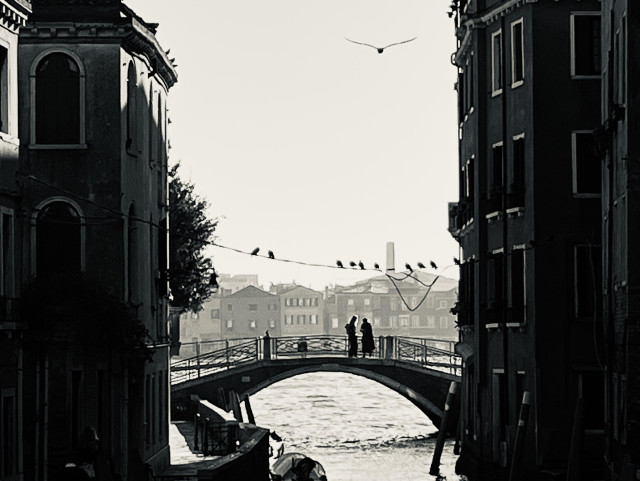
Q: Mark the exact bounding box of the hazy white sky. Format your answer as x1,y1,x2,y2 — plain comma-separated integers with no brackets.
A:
126,0,460,290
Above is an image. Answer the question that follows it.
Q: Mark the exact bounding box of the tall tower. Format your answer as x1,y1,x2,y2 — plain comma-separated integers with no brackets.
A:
17,1,177,479
449,0,603,478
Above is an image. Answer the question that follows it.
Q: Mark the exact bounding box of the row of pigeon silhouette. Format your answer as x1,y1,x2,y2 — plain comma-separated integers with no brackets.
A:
345,36,417,54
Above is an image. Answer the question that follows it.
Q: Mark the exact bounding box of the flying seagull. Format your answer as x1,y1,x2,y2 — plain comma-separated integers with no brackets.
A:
345,37,417,54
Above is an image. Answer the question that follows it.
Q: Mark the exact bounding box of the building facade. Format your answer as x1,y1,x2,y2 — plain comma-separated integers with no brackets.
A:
279,285,324,337
599,3,640,479
324,273,459,340
0,1,177,479
219,285,280,339
0,2,32,480
450,0,603,478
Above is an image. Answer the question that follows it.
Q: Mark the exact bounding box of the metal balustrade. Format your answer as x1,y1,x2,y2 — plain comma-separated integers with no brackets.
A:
171,335,461,385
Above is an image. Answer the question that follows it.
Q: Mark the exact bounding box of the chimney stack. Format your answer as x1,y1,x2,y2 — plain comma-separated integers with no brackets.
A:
386,242,395,273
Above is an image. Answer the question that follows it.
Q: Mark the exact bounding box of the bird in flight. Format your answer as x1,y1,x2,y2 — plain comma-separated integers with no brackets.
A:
345,37,417,54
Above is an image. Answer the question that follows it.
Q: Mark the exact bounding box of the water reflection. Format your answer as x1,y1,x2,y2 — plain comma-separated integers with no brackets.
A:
250,372,462,481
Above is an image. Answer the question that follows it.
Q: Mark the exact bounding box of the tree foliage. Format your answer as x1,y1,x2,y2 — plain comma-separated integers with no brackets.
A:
168,163,218,313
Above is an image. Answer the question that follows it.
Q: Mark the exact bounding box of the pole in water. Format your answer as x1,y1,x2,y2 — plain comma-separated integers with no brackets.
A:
243,393,256,424
508,391,531,481
429,381,458,476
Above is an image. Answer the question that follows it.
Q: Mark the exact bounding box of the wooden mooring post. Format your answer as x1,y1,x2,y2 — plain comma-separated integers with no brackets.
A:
429,381,458,476
243,393,256,424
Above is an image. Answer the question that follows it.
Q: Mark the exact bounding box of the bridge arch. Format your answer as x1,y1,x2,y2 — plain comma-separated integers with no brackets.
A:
243,364,443,425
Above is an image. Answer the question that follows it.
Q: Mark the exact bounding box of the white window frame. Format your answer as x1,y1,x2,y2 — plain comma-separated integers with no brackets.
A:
249,320,256,329
570,12,602,79
226,319,233,329
491,29,503,96
511,18,524,88
571,130,600,198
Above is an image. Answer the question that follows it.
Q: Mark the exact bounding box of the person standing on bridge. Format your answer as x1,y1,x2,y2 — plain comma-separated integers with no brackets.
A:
360,317,375,357
345,315,358,357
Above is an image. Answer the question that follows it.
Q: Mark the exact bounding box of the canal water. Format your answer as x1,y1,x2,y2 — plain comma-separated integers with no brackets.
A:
250,372,464,481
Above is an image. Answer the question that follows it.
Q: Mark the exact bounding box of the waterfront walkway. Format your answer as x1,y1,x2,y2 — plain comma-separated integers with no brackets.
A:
160,422,223,479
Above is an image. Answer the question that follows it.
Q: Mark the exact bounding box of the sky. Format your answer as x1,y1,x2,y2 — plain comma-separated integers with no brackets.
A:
125,0,460,290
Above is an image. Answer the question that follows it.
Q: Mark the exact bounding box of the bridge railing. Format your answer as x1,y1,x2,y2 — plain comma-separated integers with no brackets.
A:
171,339,258,384
395,336,461,376
170,335,461,385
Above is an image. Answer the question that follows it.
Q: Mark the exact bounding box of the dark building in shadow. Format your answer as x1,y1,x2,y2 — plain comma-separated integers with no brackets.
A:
599,3,640,479
1,0,177,480
449,0,604,479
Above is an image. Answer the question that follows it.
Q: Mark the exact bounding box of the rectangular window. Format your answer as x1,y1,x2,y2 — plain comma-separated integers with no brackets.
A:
286,315,294,325
347,299,354,306
249,320,256,329
226,319,233,329
331,317,339,329
364,298,371,306
440,316,448,328
269,319,276,329
374,316,382,327
297,315,305,324
487,253,504,324
427,316,435,328
491,142,504,197
1,391,17,477
399,315,410,327
310,314,318,325
313,298,319,306
1,211,15,298
491,30,503,95
492,370,507,466
510,248,526,323
572,131,600,196
0,46,7,134
511,19,524,85
390,299,397,311
248,304,257,311
210,309,219,319
390,315,398,327
510,135,525,207
571,14,601,77
575,245,602,319
227,304,232,311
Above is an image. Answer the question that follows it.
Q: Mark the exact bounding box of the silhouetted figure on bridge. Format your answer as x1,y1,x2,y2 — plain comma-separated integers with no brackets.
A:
346,316,358,357
360,318,375,357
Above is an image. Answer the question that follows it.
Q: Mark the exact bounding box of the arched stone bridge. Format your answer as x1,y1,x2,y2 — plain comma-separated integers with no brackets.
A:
171,335,461,429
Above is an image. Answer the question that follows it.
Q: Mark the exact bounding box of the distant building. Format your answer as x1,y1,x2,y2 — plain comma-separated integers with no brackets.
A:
218,273,261,293
220,285,280,339
324,273,458,340
279,285,324,336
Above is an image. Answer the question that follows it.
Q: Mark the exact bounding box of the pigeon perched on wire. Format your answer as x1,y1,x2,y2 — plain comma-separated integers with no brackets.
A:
430,261,438,269
346,36,417,54
405,263,413,272
417,262,426,269
268,250,275,259
251,247,260,256
349,261,357,268
374,263,380,270
453,257,460,265
358,261,365,270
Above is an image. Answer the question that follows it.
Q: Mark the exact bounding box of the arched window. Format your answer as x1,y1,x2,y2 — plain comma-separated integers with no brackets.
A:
36,202,81,276
36,53,80,144
126,62,137,152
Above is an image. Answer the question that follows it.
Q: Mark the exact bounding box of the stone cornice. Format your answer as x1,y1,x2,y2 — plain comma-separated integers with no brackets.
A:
20,12,177,89
453,0,537,66
1,0,31,32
